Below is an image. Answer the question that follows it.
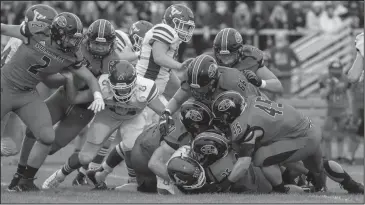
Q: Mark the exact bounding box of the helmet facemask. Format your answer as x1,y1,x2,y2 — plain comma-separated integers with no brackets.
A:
190,79,218,101
171,18,195,42
53,28,84,51
131,33,143,52
108,76,137,103
88,38,114,58
215,49,240,67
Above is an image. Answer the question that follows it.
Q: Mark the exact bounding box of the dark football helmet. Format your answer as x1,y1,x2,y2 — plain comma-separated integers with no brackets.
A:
191,129,229,166
187,54,220,101
213,28,244,67
180,100,214,136
128,20,153,52
211,91,247,130
50,12,84,51
108,60,137,102
167,146,206,190
86,19,116,58
328,58,343,78
163,4,195,42
24,4,58,24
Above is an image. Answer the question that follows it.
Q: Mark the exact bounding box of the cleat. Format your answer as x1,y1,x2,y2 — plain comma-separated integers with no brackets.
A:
86,167,109,190
7,173,22,192
72,170,88,186
341,179,364,194
15,177,40,192
42,169,65,189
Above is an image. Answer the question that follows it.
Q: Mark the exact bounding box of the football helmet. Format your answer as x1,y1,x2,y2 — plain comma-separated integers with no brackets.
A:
86,19,116,58
128,20,153,52
24,4,58,24
328,58,343,77
180,100,214,136
213,28,244,67
187,54,219,101
108,60,137,102
191,129,229,166
163,4,195,42
50,12,84,51
212,91,246,127
167,146,206,190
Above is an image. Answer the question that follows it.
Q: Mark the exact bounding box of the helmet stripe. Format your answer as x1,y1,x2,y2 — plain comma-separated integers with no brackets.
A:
191,55,208,85
220,28,230,53
98,19,106,40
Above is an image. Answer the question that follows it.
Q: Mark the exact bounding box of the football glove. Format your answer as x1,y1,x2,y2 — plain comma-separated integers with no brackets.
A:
242,70,262,87
159,110,174,137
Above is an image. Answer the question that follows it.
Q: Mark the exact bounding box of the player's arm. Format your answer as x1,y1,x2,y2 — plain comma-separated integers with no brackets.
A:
147,84,165,115
346,84,354,115
69,64,104,112
41,73,67,89
152,41,182,70
148,141,176,181
256,66,284,93
346,52,364,83
61,71,94,104
226,129,264,185
1,23,28,42
164,86,190,115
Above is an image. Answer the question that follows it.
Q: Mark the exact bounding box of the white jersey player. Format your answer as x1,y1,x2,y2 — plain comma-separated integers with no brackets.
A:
345,32,364,82
42,60,165,189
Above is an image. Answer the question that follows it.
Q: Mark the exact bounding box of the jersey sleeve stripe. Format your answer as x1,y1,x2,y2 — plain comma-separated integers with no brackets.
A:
153,26,174,40
147,83,159,103
152,35,171,45
153,30,174,42
115,32,127,48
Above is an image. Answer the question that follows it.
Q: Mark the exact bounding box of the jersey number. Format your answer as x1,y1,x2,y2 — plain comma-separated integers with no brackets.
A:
28,56,51,75
232,122,243,137
254,97,283,117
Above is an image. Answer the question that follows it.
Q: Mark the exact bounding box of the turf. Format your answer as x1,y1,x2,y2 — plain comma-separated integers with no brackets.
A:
1,145,364,203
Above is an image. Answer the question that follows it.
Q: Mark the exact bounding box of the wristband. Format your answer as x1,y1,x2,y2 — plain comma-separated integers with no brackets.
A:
93,91,103,100
260,80,267,88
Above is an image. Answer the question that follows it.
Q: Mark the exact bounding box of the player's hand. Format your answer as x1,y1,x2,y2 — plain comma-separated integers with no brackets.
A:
180,58,194,71
159,110,174,137
242,70,262,87
88,91,105,113
60,70,73,80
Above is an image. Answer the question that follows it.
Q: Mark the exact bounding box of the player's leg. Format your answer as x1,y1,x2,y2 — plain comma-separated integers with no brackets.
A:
88,130,116,171
0,78,14,119
13,93,55,191
321,116,335,160
1,113,25,157
88,112,147,188
347,108,364,164
334,116,346,162
42,110,121,189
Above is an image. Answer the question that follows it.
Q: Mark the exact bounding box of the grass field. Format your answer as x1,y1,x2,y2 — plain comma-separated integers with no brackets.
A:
1,144,364,204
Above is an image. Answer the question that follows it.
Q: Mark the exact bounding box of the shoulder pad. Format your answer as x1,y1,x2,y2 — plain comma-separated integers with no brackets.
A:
151,23,178,45
238,45,264,70
115,30,132,52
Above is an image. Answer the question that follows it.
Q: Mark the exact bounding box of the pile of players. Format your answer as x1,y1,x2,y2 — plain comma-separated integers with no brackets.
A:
1,3,363,195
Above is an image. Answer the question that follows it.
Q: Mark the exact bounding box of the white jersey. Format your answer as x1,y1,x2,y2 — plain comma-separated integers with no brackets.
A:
136,23,181,94
355,32,364,57
1,37,22,67
115,29,133,53
98,73,159,120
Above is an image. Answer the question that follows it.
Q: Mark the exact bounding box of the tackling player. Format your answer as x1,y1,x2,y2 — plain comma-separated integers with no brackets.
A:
213,28,283,94
1,12,105,191
211,90,364,194
159,54,262,137
344,32,364,82
318,59,352,161
42,60,165,190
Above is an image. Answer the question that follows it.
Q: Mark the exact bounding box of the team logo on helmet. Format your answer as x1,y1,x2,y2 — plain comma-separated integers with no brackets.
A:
55,15,67,28
171,6,182,16
33,10,47,21
235,31,242,44
218,99,235,112
173,174,188,185
132,23,140,32
185,110,203,122
208,64,217,78
200,144,218,155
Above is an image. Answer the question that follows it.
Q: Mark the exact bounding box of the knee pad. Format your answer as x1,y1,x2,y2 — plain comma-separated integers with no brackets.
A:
25,128,36,140
37,126,55,145
78,151,94,165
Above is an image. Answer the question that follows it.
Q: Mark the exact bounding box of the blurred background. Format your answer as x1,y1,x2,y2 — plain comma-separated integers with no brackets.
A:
1,1,364,162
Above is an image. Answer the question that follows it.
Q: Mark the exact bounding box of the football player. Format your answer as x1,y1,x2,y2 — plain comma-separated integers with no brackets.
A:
213,28,283,94
159,54,263,137
136,4,196,125
1,12,105,191
344,32,364,82
211,90,364,194
85,99,213,192
42,60,165,190
1,4,56,158
318,59,352,161
7,18,141,190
